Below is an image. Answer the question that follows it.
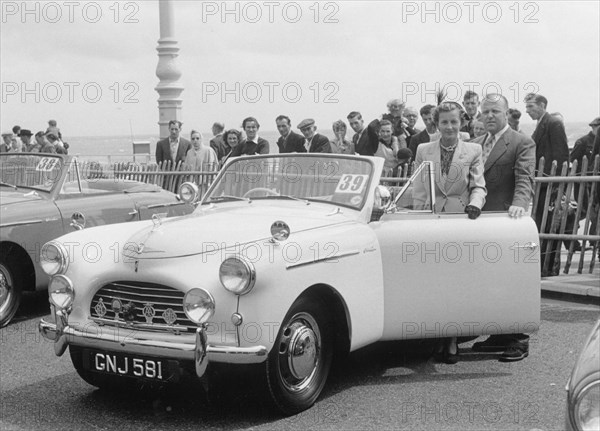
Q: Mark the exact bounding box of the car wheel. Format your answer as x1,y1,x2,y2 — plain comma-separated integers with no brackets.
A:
0,252,23,328
69,345,134,391
266,296,333,415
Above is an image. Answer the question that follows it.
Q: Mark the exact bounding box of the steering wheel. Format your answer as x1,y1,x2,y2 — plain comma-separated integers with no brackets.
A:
242,187,280,198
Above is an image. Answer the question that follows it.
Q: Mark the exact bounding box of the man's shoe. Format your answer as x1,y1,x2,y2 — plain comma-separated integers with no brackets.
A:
472,336,507,352
499,344,529,362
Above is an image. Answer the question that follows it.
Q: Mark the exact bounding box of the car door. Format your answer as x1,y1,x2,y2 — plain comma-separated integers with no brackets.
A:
54,161,140,231
126,188,193,220
371,162,540,341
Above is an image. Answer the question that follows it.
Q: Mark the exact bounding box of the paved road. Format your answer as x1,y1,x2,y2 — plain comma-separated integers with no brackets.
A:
1,294,598,431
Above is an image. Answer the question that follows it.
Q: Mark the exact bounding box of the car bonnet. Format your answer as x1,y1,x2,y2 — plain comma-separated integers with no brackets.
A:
121,202,355,259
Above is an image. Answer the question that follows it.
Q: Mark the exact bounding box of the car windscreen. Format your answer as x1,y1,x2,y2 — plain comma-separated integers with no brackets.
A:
0,154,64,192
204,155,374,210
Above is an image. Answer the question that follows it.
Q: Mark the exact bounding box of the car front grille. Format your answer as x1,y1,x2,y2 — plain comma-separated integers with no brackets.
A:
89,281,195,333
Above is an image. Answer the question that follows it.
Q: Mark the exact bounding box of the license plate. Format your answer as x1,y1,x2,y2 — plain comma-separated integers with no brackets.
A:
82,350,178,382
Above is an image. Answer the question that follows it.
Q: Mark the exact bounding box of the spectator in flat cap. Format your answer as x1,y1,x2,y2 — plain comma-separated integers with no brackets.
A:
298,119,331,153
18,129,33,151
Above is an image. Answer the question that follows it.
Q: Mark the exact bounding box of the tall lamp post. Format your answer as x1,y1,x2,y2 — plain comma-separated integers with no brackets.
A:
155,0,183,139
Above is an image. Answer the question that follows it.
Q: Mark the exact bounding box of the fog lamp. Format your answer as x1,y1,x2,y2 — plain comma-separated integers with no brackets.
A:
48,275,74,310
575,381,600,431
219,257,256,295
178,182,199,203
41,242,69,275
183,288,215,324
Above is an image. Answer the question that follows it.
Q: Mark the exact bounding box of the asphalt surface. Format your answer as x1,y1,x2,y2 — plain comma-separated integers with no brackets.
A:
1,294,599,431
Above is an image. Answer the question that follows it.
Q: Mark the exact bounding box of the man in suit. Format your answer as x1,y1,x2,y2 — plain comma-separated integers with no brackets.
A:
230,117,269,156
275,115,306,153
408,104,438,156
347,111,378,156
469,94,536,362
403,107,420,147
156,120,191,165
525,93,570,276
209,122,227,162
472,94,535,217
297,119,331,153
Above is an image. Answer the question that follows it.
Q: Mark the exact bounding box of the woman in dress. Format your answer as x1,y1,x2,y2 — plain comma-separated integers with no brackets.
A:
413,102,487,363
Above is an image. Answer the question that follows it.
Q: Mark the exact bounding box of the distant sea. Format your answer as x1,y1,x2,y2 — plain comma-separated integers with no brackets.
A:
66,122,592,162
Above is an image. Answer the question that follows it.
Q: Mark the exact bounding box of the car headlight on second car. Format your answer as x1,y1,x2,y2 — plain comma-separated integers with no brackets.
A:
48,275,74,310
41,242,69,276
573,380,600,431
178,182,199,204
219,257,256,295
183,288,215,324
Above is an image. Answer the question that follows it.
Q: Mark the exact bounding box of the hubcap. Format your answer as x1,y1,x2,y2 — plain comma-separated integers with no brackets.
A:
278,312,321,392
287,323,317,380
0,265,13,315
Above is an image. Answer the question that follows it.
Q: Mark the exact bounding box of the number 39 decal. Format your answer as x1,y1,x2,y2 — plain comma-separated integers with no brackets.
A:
335,174,368,194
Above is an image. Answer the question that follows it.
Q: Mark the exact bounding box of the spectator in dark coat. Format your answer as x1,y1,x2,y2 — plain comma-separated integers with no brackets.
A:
297,119,331,153
275,115,306,153
525,93,570,276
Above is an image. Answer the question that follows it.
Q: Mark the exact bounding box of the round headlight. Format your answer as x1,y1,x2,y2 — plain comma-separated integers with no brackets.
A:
575,381,600,431
219,257,256,295
41,242,69,276
178,182,199,204
48,275,74,310
183,288,215,324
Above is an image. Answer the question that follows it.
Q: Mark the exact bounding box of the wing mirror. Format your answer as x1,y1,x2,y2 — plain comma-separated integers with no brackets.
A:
70,212,86,230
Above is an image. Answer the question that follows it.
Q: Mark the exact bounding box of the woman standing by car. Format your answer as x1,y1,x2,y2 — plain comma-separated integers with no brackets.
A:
413,101,487,363
185,130,218,172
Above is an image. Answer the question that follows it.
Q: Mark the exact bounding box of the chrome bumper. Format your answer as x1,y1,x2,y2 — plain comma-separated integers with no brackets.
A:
39,312,268,378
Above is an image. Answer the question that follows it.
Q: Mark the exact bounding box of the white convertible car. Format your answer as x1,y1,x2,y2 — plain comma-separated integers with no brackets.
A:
39,154,540,414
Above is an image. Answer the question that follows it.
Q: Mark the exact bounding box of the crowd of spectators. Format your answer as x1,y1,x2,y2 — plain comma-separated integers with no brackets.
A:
1,120,68,154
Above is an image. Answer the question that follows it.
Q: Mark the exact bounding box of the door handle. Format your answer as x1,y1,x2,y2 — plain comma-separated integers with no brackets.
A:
128,209,139,216
512,242,538,250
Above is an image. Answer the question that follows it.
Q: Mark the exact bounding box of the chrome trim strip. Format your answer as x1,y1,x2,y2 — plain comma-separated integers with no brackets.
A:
147,202,185,209
39,318,268,366
286,250,360,270
88,317,192,333
0,219,43,228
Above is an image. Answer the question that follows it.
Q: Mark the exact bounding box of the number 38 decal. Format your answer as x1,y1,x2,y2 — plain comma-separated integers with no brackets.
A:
335,174,368,194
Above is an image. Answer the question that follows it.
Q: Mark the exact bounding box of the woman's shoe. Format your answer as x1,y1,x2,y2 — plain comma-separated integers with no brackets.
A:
442,344,459,364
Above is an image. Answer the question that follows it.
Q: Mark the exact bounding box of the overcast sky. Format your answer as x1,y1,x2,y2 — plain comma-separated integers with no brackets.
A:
1,0,599,137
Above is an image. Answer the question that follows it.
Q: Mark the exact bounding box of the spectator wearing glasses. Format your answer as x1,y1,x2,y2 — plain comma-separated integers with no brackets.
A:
185,130,218,172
